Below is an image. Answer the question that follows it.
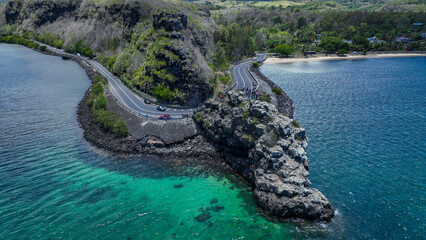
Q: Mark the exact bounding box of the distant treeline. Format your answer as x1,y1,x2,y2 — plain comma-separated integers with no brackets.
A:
0,35,47,51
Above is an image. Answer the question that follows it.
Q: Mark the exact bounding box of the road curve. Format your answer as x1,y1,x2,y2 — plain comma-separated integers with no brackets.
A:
37,40,266,119
232,54,268,91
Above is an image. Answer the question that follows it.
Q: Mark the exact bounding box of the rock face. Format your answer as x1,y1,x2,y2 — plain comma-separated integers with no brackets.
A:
195,91,334,221
131,11,214,106
153,12,188,32
6,0,79,26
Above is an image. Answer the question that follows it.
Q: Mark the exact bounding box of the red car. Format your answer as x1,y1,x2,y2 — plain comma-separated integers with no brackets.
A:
159,114,171,120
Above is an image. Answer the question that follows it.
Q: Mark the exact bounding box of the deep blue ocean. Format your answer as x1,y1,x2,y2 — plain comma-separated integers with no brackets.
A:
0,44,424,239
261,57,426,239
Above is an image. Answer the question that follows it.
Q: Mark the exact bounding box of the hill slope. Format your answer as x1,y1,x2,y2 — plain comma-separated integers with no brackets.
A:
0,0,218,105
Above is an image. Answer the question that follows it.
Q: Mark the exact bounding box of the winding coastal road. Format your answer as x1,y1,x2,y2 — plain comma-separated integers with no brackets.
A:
232,54,268,90
37,41,265,119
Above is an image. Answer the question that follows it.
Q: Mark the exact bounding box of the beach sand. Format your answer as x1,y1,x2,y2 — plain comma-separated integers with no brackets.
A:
263,53,426,64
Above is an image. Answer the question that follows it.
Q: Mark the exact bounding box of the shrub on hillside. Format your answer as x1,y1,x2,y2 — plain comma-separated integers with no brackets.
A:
259,93,271,103
93,109,128,137
292,120,301,128
92,83,104,95
218,76,230,84
153,85,174,102
272,87,282,95
93,95,107,111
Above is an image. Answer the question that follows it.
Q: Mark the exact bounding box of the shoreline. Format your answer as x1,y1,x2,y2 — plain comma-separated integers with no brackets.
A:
264,52,426,64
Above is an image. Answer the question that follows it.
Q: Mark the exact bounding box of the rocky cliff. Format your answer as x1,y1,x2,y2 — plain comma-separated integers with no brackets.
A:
195,91,334,221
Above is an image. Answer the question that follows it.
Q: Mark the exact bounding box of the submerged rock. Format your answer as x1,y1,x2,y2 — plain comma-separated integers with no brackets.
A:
173,183,184,189
195,212,211,222
194,90,334,221
211,205,225,212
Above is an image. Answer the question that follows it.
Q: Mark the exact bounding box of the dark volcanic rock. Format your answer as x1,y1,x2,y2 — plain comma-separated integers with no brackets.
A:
195,212,211,222
153,11,188,32
194,91,334,221
249,65,294,118
174,183,184,189
211,205,224,212
6,0,79,26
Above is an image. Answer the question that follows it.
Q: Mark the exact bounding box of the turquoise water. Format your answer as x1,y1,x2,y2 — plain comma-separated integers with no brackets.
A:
0,45,303,239
261,57,426,239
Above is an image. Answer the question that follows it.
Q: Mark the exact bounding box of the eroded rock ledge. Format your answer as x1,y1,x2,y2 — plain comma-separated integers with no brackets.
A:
194,90,334,221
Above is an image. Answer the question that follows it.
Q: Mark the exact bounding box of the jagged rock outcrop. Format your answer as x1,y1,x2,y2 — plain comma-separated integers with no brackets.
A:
153,12,188,32
195,91,334,221
6,0,79,26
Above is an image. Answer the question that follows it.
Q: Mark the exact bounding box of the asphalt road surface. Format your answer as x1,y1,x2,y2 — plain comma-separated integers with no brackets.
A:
232,54,267,90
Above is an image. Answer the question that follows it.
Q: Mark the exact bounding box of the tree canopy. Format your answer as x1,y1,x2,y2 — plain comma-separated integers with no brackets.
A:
318,37,349,52
274,44,295,57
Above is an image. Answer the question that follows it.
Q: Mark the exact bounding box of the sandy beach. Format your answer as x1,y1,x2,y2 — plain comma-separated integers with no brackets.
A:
263,53,426,64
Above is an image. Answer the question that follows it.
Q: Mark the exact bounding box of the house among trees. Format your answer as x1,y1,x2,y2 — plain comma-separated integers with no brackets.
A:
395,37,413,43
312,40,321,45
421,33,426,38
411,23,424,32
367,37,378,44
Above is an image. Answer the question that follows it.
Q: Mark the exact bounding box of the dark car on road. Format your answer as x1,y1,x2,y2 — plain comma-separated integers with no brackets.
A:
144,98,152,104
157,105,166,111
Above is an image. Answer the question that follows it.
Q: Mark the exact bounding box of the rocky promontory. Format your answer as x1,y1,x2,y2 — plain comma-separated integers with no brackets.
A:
194,91,334,221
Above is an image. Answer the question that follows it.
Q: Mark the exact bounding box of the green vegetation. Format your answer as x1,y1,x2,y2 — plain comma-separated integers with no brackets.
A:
211,3,425,55
251,118,260,125
153,85,174,102
213,23,257,61
203,120,211,128
292,120,301,128
87,77,128,137
94,109,128,137
274,44,295,57
318,37,349,53
251,62,259,68
0,35,47,51
93,95,107,111
73,40,93,58
242,110,250,122
270,131,278,142
272,87,283,95
194,112,204,123
259,93,271,103
242,134,253,142
218,76,230,84
351,35,370,51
